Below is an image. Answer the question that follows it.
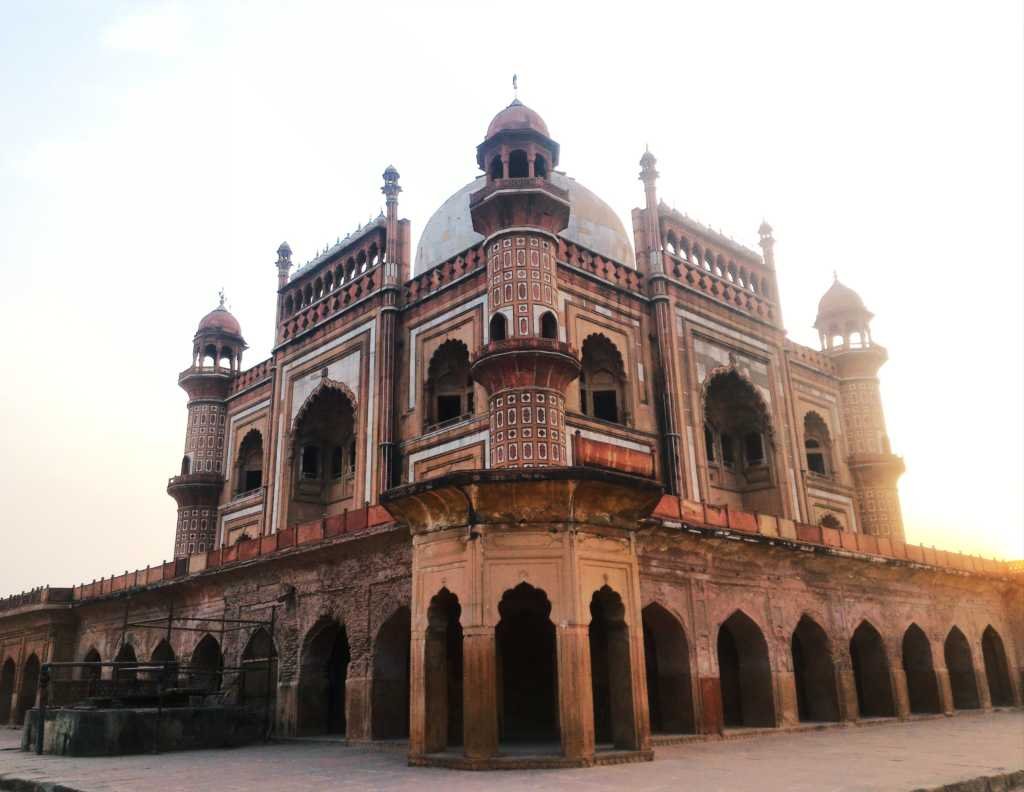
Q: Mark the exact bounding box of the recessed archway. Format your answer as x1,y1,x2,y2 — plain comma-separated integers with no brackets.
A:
372,606,411,740
791,616,840,722
944,627,980,710
298,618,351,735
81,648,101,683
149,639,178,684
717,610,775,728
850,621,895,717
981,626,1014,707
642,603,695,734
114,643,138,683
497,583,558,743
241,628,277,709
590,586,639,749
424,589,463,752
16,654,40,725
902,624,941,714
190,634,223,692
0,658,15,724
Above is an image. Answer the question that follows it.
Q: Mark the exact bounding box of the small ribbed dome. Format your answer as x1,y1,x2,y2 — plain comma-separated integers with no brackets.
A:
197,305,242,337
486,99,550,139
814,278,872,329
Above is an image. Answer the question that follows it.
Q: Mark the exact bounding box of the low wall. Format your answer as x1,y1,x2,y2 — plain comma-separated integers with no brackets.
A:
21,706,264,756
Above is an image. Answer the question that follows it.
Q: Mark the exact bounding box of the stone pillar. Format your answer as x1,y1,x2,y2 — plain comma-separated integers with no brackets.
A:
462,627,498,760
890,668,911,720
345,668,372,741
975,665,993,710
698,676,724,734
836,668,860,721
775,670,800,727
408,634,432,755
556,623,595,761
936,667,954,715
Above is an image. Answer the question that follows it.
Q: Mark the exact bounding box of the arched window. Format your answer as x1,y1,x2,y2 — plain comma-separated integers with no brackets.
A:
425,340,473,429
665,233,678,255
291,385,357,524
579,335,628,424
181,456,191,476
235,430,264,495
490,312,508,342
490,156,503,180
539,311,558,340
534,155,548,178
704,370,777,510
508,149,529,178
202,345,217,367
819,512,842,530
803,412,832,476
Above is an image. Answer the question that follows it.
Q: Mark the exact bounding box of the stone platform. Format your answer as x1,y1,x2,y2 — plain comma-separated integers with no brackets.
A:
21,705,264,756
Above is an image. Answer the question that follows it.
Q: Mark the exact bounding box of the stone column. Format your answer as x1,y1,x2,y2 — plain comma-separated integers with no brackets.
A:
936,667,954,715
975,665,992,710
557,623,595,761
836,667,860,721
462,626,498,760
345,660,372,741
775,670,800,727
698,676,724,734
408,634,431,755
890,668,911,719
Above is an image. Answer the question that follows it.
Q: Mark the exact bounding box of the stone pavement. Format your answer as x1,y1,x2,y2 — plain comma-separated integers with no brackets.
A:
1,712,1022,791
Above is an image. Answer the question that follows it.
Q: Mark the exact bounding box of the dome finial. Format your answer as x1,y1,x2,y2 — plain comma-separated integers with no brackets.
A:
512,73,518,100
218,288,226,309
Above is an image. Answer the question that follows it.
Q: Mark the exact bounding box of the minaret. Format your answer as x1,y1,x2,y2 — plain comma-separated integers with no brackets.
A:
468,98,579,468
640,150,683,496
377,165,402,492
167,296,247,557
815,278,905,540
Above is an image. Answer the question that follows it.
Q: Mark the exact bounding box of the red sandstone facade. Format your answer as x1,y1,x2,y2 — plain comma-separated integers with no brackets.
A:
1,100,1020,762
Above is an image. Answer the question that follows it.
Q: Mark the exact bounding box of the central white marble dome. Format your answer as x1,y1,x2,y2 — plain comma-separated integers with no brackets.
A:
414,171,636,276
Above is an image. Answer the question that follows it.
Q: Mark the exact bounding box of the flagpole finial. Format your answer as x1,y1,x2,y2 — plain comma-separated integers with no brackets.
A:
218,288,226,308
512,73,518,99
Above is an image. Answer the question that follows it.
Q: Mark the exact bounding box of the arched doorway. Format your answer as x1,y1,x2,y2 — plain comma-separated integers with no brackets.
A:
114,643,138,683
0,658,15,724
423,589,463,752
850,621,895,717
299,619,351,735
150,639,177,684
944,627,980,710
16,654,40,725
372,606,411,740
496,583,557,743
791,616,839,722
289,385,357,526
981,626,1014,707
902,624,941,714
590,586,638,749
81,648,101,683
190,635,223,692
717,610,775,728
642,603,695,734
241,628,277,709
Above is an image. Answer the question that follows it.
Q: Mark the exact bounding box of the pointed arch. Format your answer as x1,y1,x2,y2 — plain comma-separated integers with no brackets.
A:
425,339,473,429
423,588,463,752
15,654,40,725
298,617,351,735
497,583,557,742
81,647,101,682
190,634,223,692
0,658,15,724
791,615,840,722
850,620,895,717
944,626,980,710
241,627,277,708
717,609,775,728
902,624,941,714
580,333,628,425
590,585,639,748
642,602,695,734
290,378,359,436
372,606,411,739
981,625,1014,707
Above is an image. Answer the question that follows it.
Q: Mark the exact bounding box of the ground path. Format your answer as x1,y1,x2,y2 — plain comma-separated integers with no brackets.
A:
1,711,1022,791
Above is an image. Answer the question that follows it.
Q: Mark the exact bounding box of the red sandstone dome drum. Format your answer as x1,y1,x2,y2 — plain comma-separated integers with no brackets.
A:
197,305,243,337
485,98,551,138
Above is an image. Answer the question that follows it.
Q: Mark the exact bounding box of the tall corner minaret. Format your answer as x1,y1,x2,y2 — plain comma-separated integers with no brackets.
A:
815,277,905,540
167,295,247,557
377,164,402,492
467,98,580,469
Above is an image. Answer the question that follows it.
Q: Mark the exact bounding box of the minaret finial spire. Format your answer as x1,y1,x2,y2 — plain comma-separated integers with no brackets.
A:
218,288,225,308
512,73,518,99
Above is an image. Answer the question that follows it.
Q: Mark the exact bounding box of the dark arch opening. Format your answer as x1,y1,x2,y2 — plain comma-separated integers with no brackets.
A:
241,628,277,709
508,149,529,178
0,658,15,724
426,340,473,429
944,627,980,710
497,583,557,743
642,603,695,734
290,386,356,525
540,311,558,340
81,648,101,683
115,643,138,684
590,586,639,749
489,155,503,180
717,610,775,728
981,626,1014,707
190,634,223,693
534,154,548,178
902,624,941,714
424,589,463,752
150,639,178,684
299,619,351,735
235,429,264,495
371,606,411,740
580,334,627,425
850,621,895,717
16,654,40,725
180,455,191,475
791,616,840,722
489,312,507,342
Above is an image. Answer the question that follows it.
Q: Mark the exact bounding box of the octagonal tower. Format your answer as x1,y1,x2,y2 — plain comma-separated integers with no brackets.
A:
384,101,661,769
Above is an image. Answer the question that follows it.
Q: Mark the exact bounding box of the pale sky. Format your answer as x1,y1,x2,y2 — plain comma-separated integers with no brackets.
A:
1,1,1021,596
